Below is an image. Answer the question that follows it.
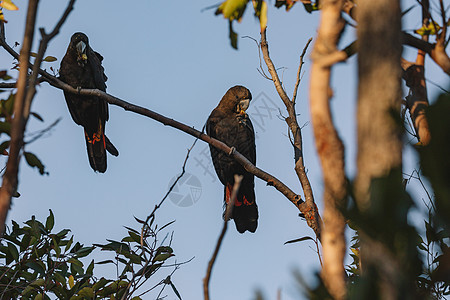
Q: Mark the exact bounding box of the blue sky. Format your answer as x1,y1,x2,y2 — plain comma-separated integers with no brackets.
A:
1,1,448,299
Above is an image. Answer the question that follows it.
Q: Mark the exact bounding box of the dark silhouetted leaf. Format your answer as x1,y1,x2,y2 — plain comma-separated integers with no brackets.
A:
30,112,44,122
284,236,314,245
45,209,54,232
24,152,47,175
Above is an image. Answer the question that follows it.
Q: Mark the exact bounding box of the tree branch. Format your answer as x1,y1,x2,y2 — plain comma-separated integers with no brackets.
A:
0,0,39,235
401,1,431,146
0,0,76,234
309,0,348,298
0,20,326,238
260,29,321,240
203,175,242,300
402,32,450,75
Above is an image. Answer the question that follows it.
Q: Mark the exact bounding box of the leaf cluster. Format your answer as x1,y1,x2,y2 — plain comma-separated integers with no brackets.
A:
0,210,183,299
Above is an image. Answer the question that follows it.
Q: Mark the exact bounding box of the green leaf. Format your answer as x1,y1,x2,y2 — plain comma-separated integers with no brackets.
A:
7,242,19,262
229,21,238,49
253,0,267,32
75,246,94,258
0,0,19,11
52,236,61,257
86,259,94,275
35,293,43,300
65,236,74,251
30,112,44,122
26,261,46,275
170,281,182,300
0,70,12,80
24,152,48,175
92,277,110,291
31,278,46,287
0,140,10,155
96,259,115,265
78,287,94,298
215,0,249,21
153,253,174,262
284,236,314,245
43,56,57,62
56,229,70,238
128,231,141,244
53,272,66,286
68,258,83,267
0,120,11,135
415,21,441,36
45,209,54,232
158,220,175,232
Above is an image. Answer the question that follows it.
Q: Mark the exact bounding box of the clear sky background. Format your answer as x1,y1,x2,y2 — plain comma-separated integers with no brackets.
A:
1,1,448,299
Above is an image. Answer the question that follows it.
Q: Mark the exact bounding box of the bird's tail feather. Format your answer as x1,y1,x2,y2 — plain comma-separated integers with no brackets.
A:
224,184,258,233
85,129,107,173
105,135,119,156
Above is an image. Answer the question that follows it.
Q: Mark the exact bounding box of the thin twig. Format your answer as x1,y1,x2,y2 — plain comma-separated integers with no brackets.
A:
292,37,313,104
242,35,271,80
140,138,198,245
203,175,243,300
260,29,321,239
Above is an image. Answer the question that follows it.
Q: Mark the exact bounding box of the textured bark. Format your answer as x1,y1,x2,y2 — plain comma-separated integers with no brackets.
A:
0,0,39,235
356,0,403,299
309,0,347,298
355,0,403,209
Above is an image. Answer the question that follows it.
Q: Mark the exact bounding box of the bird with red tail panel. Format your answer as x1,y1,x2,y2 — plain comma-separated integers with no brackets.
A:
207,86,258,233
59,32,118,173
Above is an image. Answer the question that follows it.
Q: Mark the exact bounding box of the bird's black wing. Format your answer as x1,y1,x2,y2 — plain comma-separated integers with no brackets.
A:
87,47,109,122
206,110,256,185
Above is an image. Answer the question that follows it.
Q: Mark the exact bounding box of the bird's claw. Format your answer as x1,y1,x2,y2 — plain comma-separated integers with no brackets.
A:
77,86,82,94
228,147,236,156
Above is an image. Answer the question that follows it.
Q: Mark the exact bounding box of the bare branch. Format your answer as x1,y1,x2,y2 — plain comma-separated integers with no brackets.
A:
0,82,16,88
0,0,40,235
309,0,348,298
402,32,450,75
203,175,243,300
2,35,319,236
293,37,313,104
260,29,321,240
0,0,76,235
401,2,432,146
242,35,272,80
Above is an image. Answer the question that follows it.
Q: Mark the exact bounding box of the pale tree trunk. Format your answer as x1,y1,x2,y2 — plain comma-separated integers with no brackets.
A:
309,0,347,299
355,0,402,209
355,0,403,299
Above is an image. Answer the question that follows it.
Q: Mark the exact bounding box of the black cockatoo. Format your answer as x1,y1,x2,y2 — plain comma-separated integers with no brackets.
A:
206,86,258,233
59,32,118,173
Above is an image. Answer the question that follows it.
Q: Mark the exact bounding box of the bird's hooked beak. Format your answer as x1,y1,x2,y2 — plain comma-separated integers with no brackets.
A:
76,41,88,63
236,98,250,115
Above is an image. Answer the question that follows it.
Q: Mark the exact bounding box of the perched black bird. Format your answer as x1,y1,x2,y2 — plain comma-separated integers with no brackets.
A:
59,32,118,173
206,86,258,233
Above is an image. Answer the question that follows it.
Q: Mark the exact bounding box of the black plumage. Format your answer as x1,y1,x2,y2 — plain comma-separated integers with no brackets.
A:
206,86,258,233
59,32,118,173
